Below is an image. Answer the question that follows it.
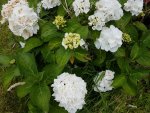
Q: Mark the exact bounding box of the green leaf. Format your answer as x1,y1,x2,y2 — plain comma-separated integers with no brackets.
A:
28,0,40,9
0,55,12,66
136,47,150,67
41,45,56,63
118,0,127,5
130,43,140,60
115,12,131,31
43,64,64,83
61,0,73,6
63,19,89,39
112,75,126,88
48,38,61,50
114,47,126,57
74,49,90,62
49,105,67,113
57,5,66,16
2,66,20,89
122,79,137,96
117,58,131,73
30,83,50,113
41,22,62,42
133,21,147,31
143,31,150,48
125,25,138,41
16,53,38,77
17,82,33,98
24,38,43,52
56,48,71,67
93,50,106,66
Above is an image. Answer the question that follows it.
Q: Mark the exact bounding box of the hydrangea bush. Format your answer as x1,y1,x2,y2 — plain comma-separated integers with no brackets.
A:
0,0,150,113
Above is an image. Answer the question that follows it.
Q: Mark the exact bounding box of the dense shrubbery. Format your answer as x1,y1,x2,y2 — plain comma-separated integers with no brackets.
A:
0,0,150,113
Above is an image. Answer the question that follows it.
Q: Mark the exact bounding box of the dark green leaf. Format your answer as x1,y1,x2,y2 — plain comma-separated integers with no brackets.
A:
112,75,126,88
16,53,38,77
133,21,147,31
41,22,62,42
56,48,71,67
115,12,131,31
30,83,50,113
114,47,126,57
130,43,140,60
24,38,43,52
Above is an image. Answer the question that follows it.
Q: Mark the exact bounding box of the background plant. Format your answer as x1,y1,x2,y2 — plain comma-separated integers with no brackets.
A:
0,0,150,113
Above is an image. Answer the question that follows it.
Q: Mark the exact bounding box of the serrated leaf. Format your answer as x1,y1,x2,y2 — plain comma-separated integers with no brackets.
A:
30,83,50,113
125,25,138,41
136,47,150,67
74,49,90,62
112,75,126,88
143,31,150,48
130,43,140,60
56,48,71,67
24,38,43,52
114,47,126,57
41,22,62,42
16,53,38,77
115,12,131,31
133,21,147,31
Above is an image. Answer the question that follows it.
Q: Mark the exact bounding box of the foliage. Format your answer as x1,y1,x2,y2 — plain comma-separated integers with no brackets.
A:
0,0,150,113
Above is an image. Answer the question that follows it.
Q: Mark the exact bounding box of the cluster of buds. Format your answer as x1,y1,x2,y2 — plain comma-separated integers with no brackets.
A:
53,15,66,29
62,33,85,50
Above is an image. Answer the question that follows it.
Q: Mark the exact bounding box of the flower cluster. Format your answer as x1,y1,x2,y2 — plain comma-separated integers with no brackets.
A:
41,0,61,9
94,70,115,92
73,0,90,16
1,0,39,40
51,72,87,113
62,33,85,50
95,25,123,52
1,0,27,23
53,15,66,29
124,0,143,16
88,0,123,31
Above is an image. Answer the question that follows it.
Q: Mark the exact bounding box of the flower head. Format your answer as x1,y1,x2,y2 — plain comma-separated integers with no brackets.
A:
88,11,106,31
124,0,143,16
95,0,123,22
41,0,61,9
51,72,87,113
53,15,66,29
95,25,123,52
94,70,115,92
62,33,85,49
73,0,90,16
8,2,39,40
1,0,27,23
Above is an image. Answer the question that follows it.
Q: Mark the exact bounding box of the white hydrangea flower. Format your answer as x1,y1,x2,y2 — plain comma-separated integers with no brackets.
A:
8,3,39,40
73,0,90,16
37,2,42,15
94,70,115,92
95,25,123,52
95,0,123,22
88,11,106,31
41,0,61,9
1,0,27,23
51,72,87,113
62,33,85,50
124,0,143,16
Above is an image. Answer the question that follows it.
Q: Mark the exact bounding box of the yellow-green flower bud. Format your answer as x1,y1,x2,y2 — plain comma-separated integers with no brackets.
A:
123,33,131,43
53,15,66,29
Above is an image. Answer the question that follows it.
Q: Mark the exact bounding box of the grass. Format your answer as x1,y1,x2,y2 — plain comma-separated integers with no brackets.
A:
0,0,150,113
